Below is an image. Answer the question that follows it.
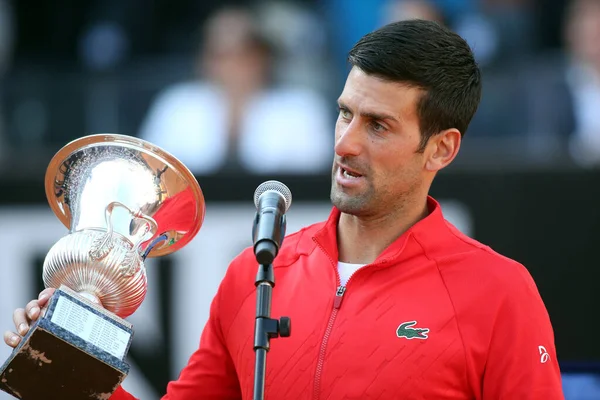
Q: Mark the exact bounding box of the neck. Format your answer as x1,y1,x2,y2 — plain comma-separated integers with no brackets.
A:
337,197,429,264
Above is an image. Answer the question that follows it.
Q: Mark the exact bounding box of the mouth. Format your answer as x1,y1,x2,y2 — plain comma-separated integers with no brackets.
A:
338,164,364,179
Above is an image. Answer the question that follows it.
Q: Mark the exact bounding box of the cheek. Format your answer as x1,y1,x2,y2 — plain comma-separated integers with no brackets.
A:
372,148,423,187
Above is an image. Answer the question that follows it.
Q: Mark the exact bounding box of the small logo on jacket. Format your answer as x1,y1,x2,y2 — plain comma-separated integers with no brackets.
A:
538,346,550,363
396,321,429,340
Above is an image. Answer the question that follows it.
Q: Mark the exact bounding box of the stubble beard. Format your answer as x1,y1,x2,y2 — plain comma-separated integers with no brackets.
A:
330,169,375,216
330,163,422,218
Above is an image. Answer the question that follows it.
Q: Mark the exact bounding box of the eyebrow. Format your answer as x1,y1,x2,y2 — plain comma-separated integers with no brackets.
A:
337,100,399,124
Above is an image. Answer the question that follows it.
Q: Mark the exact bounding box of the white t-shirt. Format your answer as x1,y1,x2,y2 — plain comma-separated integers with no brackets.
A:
337,261,366,287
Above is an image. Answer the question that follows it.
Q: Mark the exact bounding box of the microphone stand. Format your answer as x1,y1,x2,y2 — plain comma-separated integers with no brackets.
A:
252,215,291,400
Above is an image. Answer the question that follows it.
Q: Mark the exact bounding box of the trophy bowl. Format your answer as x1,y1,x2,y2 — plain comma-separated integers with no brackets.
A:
42,133,205,317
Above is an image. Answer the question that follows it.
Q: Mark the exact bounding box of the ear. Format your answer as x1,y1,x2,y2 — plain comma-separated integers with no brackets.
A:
424,129,461,172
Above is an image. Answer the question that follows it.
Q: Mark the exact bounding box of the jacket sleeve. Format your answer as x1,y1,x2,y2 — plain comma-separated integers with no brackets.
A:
110,386,138,400
110,274,242,400
481,265,564,399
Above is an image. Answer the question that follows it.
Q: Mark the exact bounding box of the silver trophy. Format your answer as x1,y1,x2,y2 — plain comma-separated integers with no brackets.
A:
0,134,205,400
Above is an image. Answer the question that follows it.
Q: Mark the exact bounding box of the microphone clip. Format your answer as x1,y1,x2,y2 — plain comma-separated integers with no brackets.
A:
252,211,287,264
252,211,287,266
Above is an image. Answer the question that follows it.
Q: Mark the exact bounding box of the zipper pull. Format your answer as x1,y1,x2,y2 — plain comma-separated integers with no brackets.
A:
334,286,346,309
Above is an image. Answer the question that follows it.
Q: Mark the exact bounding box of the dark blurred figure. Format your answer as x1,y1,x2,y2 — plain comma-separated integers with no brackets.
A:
563,0,600,166
458,0,536,68
139,5,332,176
515,0,600,166
0,0,12,75
0,0,14,159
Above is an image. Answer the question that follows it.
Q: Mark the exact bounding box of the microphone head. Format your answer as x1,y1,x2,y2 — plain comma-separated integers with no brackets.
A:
254,180,292,212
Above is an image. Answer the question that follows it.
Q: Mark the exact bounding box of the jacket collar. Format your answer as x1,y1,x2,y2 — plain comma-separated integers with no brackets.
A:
312,196,447,264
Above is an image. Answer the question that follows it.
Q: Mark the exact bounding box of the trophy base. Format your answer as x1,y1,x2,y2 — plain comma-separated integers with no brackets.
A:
0,285,134,400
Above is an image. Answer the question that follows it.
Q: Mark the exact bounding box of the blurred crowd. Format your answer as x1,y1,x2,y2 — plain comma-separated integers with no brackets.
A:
0,0,599,173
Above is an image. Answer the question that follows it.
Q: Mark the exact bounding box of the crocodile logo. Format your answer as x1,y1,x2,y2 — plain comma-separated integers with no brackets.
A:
396,321,429,340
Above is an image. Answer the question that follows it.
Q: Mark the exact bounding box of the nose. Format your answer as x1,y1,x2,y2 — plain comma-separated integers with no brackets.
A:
334,119,363,158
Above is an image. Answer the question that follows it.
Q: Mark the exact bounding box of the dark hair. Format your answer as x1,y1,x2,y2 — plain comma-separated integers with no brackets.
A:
348,19,482,151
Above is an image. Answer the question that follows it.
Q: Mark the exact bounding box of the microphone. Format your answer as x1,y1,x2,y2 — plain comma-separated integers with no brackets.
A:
252,181,292,265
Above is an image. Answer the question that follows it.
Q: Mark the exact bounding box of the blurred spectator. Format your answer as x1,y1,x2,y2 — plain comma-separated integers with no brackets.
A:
454,0,536,69
139,5,333,176
512,0,600,166
380,0,446,26
79,21,129,72
321,0,387,93
256,0,333,97
564,0,600,166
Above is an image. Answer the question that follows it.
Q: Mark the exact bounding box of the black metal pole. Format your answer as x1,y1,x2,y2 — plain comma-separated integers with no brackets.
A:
253,267,273,400
252,263,291,400
254,348,267,400
252,211,291,400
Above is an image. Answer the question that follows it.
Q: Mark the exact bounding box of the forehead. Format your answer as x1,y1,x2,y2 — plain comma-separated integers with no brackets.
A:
339,67,422,119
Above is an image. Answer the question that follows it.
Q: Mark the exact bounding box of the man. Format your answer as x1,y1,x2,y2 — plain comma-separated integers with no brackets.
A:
4,19,564,399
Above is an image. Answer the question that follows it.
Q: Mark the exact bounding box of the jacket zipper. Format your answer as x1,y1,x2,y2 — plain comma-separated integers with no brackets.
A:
312,263,392,399
312,285,346,400
312,238,368,400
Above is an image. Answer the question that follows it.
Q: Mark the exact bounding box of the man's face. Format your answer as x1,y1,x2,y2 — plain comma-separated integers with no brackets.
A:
567,0,600,69
330,67,427,217
200,11,269,93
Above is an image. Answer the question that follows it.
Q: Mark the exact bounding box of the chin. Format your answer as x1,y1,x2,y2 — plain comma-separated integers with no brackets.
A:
330,189,368,215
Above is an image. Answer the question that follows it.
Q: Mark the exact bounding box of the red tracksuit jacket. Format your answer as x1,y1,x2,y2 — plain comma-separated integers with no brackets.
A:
112,197,564,399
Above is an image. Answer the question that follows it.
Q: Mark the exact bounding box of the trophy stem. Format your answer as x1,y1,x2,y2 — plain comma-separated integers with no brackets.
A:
77,290,103,307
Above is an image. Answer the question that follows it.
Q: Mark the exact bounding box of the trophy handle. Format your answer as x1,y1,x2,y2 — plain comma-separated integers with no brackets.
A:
89,201,158,272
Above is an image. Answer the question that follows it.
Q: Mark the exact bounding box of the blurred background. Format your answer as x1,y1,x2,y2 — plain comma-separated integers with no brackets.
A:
0,0,599,398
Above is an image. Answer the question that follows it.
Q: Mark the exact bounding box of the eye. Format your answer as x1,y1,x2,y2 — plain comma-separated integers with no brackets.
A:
370,121,387,134
338,107,352,120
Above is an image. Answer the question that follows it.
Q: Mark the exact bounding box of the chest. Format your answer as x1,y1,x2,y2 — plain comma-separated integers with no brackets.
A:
226,264,473,400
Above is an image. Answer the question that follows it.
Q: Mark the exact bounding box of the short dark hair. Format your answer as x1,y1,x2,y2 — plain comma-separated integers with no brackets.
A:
348,19,482,151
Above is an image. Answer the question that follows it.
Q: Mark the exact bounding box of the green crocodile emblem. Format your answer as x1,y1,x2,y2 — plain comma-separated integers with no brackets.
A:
396,321,429,340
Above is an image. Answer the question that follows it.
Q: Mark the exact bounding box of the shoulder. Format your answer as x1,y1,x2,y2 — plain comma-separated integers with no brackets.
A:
213,218,327,315
232,219,328,270
277,219,329,265
435,220,540,301
434,222,553,341
222,218,328,284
